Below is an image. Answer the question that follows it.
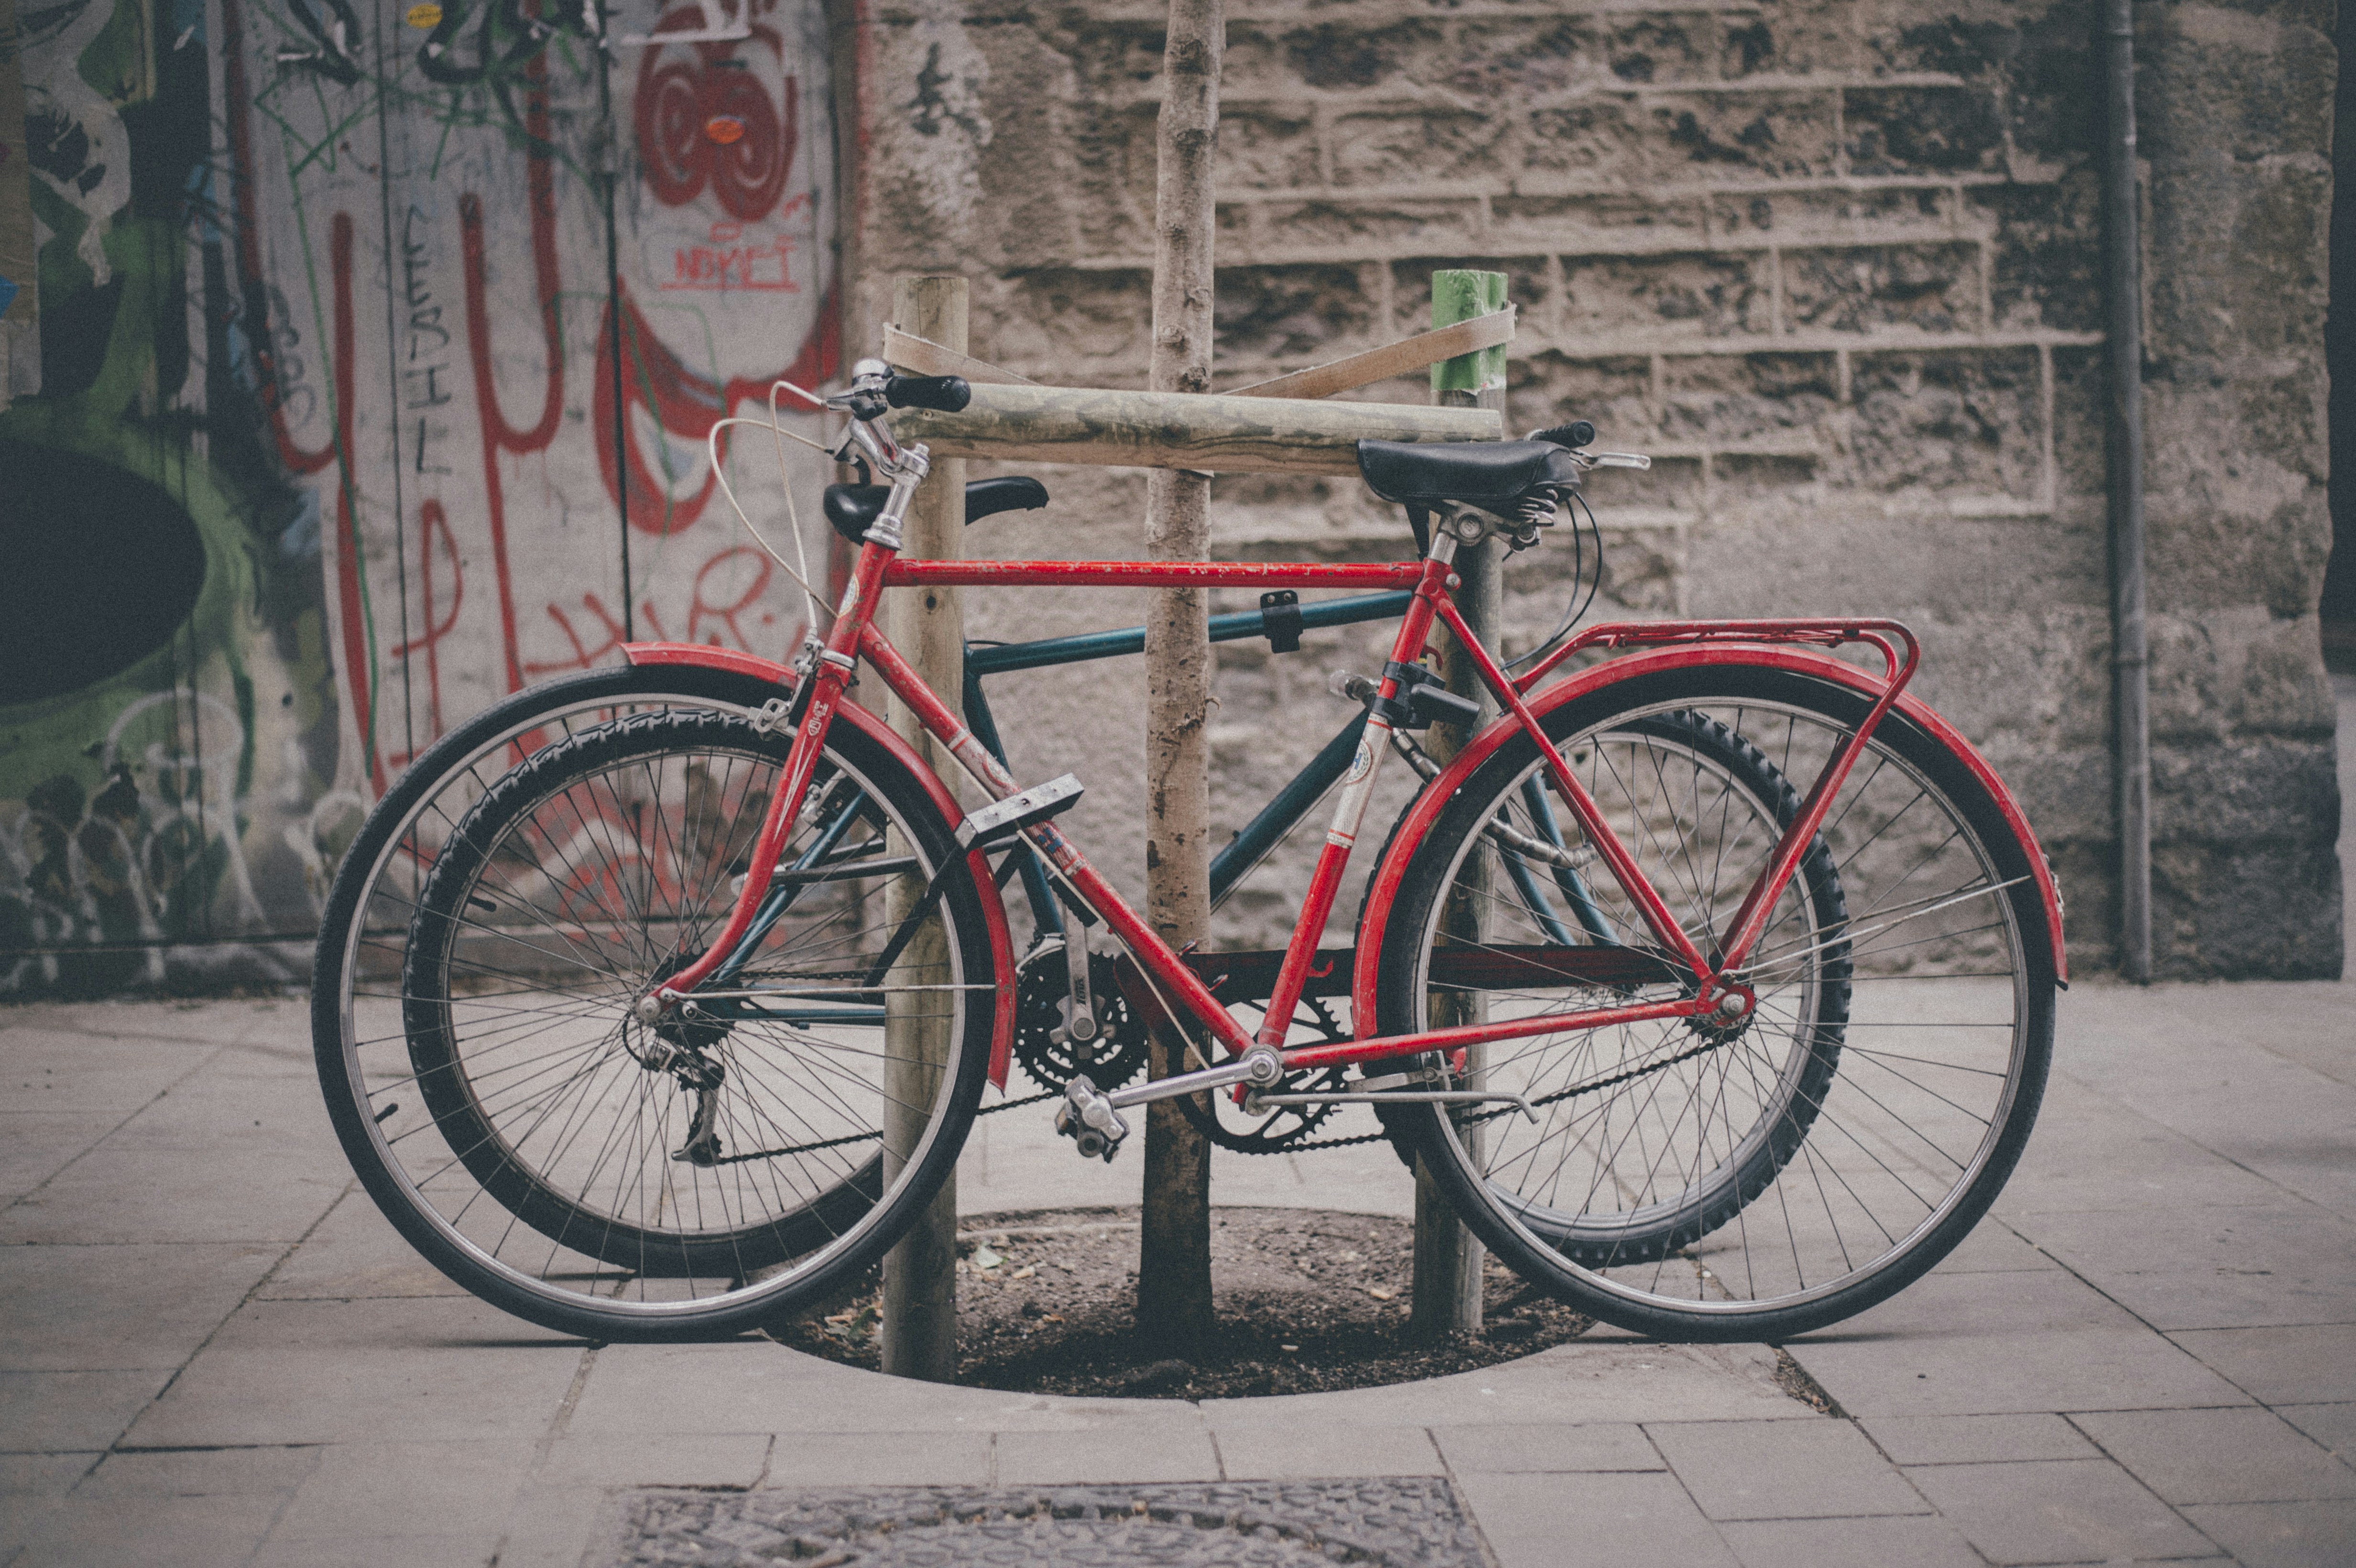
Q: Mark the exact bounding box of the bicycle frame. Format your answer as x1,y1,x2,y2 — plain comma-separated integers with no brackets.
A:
635,509,1951,1116
962,589,1417,937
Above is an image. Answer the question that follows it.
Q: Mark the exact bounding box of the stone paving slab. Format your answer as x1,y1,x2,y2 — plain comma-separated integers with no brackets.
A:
0,1241,282,1372
1713,1513,1986,1568
1991,1079,2297,1215
760,1430,994,1488
2017,1202,2356,1331
0,1368,173,1453
254,1186,470,1300
0,1141,349,1245
16,1446,320,1568
0,1113,133,1203
1209,1420,1445,1480
2280,1401,2356,1460
120,1296,589,1449
2072,1407,2356,1505
1454,1469,1740,1568
2182,1499,2356,1568
1858,1411,2102,1466
1647,1418,1930,1521
262,1439,542,1546
2169,1325,2356,1407
1904,1456,2221,1564
1787,1267,2257,1417
1427,1420,1661,1474
1197,1340,1805,1430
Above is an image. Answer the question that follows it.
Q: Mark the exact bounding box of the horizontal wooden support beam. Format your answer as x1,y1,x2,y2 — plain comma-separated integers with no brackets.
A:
890,381,1502,474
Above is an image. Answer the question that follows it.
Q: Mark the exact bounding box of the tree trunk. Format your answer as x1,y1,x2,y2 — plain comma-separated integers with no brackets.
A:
1135,0,1222,1356
1412,269,1508,1342
880,274,966,1382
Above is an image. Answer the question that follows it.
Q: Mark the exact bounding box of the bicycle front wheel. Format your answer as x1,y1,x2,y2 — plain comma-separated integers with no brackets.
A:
1374,663,2056,1341
312,665,997,1341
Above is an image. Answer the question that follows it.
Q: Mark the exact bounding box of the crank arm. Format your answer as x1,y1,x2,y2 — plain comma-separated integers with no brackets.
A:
1102,1043,1283,1112
1243,1088,1541,1123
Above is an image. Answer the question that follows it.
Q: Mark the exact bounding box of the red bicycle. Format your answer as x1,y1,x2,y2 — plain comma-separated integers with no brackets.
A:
313,360,2062,1344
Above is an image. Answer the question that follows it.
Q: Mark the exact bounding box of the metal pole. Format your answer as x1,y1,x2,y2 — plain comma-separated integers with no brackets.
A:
1136,0,1223,1355
880,274,966,1380
1412,268,1506,1339
2104,0,2151,982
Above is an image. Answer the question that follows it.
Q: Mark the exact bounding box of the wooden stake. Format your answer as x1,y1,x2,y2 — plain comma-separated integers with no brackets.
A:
1136,0,1222,1356
1412,269,1508,1342
880,274,966,1383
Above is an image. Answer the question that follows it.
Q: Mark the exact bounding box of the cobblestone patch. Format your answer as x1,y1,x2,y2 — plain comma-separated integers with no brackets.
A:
597,1479,1485,1566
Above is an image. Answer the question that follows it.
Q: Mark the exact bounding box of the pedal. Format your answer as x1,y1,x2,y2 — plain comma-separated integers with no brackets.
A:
1054,1073,1129,1163
956,774,1085,849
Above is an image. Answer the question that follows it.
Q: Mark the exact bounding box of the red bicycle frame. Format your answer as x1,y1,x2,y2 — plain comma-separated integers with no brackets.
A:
639,527,1931,1096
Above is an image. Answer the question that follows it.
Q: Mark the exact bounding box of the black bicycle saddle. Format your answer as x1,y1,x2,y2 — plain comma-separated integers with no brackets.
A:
1355,439,1581,509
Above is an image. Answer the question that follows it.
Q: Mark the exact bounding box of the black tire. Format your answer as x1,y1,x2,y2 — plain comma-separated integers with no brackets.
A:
1374,664,2055,1342
312,664,996,1341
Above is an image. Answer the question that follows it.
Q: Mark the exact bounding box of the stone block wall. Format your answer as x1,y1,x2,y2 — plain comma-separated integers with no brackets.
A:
844,0,2341,978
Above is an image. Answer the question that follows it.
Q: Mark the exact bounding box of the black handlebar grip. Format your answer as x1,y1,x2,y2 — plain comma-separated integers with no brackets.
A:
884,373,972,413
1532,420,1596,450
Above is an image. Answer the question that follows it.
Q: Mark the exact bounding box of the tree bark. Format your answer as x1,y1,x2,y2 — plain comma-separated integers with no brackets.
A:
1412,269,1507,1342
1136,0,1222,1355
880,274,966,1383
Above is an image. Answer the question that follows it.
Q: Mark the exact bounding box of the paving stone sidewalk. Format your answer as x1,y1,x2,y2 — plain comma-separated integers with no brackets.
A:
3,677,2351,1567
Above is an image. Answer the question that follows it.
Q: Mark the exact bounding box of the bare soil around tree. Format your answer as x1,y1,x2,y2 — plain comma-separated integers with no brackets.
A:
768,1205,1600,1400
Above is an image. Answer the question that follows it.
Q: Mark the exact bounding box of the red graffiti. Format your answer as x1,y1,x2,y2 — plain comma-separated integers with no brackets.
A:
220,0,345,482
636,28,796,220
456,54,567,701
592,279,837,537
687,546,776,646
663,214,806,293
218,0,835,799
388,500,464,751
526,593,674,677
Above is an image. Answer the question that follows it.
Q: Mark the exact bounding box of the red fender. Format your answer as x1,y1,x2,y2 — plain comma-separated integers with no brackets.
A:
1349,644,2069,1034
623,642,1018,1089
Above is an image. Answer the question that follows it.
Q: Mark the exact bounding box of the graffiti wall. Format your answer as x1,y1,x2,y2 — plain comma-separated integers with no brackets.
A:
0,0,838,993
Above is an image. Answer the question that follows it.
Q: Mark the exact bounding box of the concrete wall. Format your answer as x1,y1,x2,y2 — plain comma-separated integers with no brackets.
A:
0,0,841,992
845,0,2343,978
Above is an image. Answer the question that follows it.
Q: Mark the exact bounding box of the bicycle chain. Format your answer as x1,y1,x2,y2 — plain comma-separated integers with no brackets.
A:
1455,1034,1733,1128
707,1034,1728,1165
709,1088,1059,1165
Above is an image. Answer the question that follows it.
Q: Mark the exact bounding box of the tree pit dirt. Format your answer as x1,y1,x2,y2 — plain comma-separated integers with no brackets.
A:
768,1205,1596,1400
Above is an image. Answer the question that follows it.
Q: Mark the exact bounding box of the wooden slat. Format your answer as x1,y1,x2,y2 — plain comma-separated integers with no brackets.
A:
891,381,1500,475
881,324,1038,387
1229,306,1516,402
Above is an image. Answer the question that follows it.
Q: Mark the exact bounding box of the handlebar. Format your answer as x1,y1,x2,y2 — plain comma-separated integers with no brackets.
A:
838,359,970,423
1532,420,1595,450
885,373,971,413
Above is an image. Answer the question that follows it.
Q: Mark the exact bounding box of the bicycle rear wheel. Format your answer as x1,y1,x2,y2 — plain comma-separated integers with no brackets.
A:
1374,663,2055,1341
312,665,996,1341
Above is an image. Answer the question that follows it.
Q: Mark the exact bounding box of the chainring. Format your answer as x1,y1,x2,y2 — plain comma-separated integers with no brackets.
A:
1171,994,1357,1154
1011,940,1151,1093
